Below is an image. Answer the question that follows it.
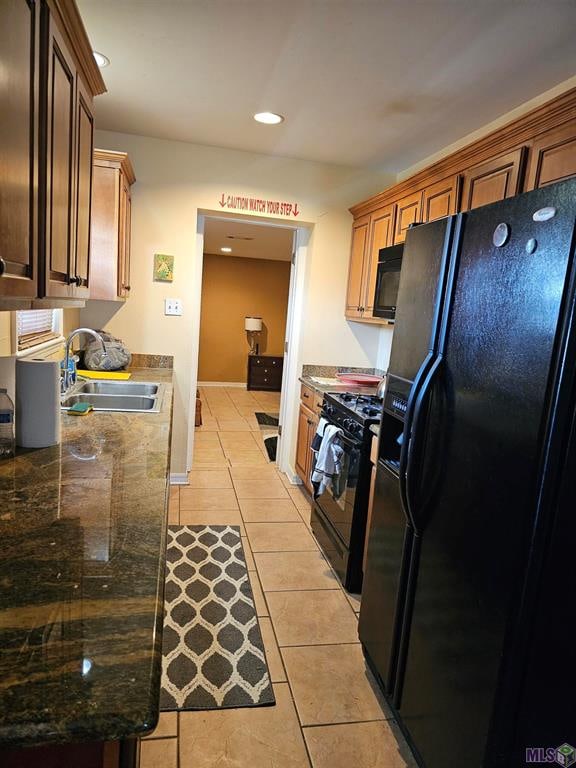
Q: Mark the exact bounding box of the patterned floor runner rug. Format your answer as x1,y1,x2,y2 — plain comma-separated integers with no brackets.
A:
160,525,275,710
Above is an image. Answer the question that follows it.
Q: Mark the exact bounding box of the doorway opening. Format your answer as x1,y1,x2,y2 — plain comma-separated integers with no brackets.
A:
186,214,309,479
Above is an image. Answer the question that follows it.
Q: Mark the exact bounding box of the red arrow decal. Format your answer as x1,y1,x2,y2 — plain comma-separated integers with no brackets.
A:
219,193,226,208
293,203,300,217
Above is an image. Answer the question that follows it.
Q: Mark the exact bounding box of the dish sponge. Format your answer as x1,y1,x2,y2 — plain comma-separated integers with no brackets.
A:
68,402,94,416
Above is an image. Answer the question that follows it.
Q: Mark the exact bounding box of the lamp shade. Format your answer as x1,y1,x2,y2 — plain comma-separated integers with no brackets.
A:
245,316,262,332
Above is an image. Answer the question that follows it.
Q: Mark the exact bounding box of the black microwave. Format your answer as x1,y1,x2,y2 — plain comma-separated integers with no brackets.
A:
373,243,403,319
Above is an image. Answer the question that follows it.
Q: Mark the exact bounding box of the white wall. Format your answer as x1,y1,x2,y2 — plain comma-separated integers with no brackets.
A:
81,131,393,473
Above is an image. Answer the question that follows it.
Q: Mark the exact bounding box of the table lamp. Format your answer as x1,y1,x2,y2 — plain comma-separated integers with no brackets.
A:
245,316,262,355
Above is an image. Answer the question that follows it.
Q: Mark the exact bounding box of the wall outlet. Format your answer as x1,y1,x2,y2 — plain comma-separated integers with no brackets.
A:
165,298,182,316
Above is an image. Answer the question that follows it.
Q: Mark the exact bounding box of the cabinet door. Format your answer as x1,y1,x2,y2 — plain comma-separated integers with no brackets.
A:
90,164,120,300
363,205,396,316
296,403,313,486
460,148,526,212
42,10,76,298
118,175,131,298
72,76,94,297
422,176,460,222
345,215,369,318
526,124,576,190
393,190,423,244
305,413,319,494
0,0,38,298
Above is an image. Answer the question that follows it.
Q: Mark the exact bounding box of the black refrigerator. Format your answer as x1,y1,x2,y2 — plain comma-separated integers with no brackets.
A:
359,178,576,768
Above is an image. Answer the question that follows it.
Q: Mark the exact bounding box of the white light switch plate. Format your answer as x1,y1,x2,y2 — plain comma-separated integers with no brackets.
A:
165,298,182,316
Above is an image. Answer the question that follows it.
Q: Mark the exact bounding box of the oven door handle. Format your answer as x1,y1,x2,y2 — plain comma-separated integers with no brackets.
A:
334,431,363,451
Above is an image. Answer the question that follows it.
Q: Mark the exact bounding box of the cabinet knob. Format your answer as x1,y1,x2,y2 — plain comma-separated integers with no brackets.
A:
123,284,131,291
0,258,6,277
68,275,82,286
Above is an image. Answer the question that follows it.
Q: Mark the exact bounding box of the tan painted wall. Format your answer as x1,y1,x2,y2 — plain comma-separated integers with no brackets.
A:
198,254,290,383
0,313,10,356
80,130,393,474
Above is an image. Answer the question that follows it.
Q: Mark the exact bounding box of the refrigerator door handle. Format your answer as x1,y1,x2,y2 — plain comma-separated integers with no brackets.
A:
405,355,443,533
399,351,435,527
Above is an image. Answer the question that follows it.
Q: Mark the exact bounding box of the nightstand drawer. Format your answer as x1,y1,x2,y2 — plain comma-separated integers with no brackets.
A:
247,355,284,391
249,356,283,369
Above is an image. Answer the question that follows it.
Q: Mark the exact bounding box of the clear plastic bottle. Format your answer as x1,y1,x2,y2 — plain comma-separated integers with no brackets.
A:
0,388,15,459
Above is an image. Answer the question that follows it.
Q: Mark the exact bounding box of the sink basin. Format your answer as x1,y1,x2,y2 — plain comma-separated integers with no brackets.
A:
77,381,159,396
61,393,160,413
61,381,164,413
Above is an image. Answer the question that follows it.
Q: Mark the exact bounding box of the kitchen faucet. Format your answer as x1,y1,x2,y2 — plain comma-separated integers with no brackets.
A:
62,328,108,394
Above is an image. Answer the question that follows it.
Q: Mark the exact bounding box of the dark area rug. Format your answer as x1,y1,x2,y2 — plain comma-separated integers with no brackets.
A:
255,412,279,427
160,525,275,711
263,435,278,461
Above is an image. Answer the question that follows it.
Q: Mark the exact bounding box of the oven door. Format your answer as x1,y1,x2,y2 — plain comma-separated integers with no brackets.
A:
373,255,402,319
313,432,363,549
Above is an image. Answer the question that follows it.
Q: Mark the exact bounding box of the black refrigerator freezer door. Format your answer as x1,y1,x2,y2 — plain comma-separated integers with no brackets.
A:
358,461,413,695
388,216,455,383
396,180,576,768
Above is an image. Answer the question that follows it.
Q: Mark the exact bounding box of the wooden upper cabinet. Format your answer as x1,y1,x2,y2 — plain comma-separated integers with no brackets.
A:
0,0,39,299
0,0,105,304
526,124,576,190
72,76,94,298
423,176,461,222
345,214,369,318
460,148,526,212
118,174,132,298
90,150,135,301
393,190,423,244
363,204,395,316
42,10,77,299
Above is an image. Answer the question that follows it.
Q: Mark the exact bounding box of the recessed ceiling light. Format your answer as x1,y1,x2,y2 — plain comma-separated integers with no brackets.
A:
93,51,110,68
220,246,232,253
254,112,284,125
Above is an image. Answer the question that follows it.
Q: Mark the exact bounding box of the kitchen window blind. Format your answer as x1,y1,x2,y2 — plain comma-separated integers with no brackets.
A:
16,310,60,351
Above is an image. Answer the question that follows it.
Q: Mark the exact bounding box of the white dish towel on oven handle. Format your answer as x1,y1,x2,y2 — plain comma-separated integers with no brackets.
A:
311,423,344,497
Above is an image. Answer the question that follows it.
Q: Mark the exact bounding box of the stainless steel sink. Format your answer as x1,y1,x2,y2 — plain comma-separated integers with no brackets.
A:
61,380,164,413
77,381,159,396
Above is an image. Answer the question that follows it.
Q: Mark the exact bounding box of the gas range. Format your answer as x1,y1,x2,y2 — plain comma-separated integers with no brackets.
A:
322,392,383,440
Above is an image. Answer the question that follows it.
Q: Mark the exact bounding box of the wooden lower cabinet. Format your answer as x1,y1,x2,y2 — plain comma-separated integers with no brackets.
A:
90,150,135,301
527,123,576,189
460,147,526,212
296,401,318,494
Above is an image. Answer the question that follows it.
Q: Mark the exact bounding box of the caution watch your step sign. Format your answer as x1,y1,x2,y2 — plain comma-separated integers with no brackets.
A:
218,193,300,218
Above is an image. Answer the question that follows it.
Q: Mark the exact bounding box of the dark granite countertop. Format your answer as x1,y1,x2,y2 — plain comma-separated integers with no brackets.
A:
0,368,173,749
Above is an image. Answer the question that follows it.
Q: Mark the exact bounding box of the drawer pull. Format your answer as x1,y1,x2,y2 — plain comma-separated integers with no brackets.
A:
0,258,6,277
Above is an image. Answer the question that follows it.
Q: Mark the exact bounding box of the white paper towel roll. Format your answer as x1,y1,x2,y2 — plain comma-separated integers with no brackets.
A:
16,358,61,448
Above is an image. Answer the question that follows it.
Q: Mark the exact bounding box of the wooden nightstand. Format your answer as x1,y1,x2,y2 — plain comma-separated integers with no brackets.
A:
247,355,283,391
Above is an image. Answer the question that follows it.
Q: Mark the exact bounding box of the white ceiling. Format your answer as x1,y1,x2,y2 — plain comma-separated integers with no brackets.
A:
203,218,294,261
79,0,576,171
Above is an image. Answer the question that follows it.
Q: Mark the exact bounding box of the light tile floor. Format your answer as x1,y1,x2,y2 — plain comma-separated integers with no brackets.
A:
141,386,415,768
